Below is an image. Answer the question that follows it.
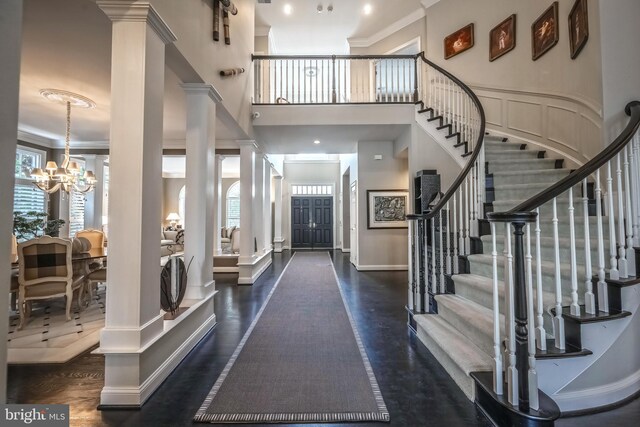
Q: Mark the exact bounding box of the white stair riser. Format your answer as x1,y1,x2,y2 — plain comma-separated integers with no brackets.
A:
492,170,571,186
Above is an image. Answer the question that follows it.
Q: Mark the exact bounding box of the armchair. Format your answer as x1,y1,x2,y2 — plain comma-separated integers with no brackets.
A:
17,236,85,329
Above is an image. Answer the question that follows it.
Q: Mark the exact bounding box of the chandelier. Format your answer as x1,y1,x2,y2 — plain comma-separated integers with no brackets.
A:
30,89,97,194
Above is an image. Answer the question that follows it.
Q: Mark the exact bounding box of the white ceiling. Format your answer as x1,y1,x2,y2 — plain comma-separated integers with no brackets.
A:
254,124,409,154
17,0,241,147
256,0,423,54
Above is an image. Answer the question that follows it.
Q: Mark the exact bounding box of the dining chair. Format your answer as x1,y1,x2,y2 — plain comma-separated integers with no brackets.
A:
76,229,105,268
10,234,18,310
17,236,85,329
85,267,107,303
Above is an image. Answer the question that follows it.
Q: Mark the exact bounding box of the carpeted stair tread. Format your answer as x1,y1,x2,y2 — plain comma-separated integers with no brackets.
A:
491,169,571,186
485,141,526,150
486,158,561,173
413,313,492,400
435,294,500,357
486,151,542,161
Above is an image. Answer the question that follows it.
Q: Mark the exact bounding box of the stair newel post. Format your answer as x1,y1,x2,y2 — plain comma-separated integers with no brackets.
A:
568,187,581,316
583,179,596,314
624,146,636,277
490,222,503,396
534,208,547,350
331,55,337,103
616,154,629,278
512,220,530,410
408,220,415,312
446,201,452,277
525,223,539,411
595,169,609,312
439,210,445,293
551,197,566,349
453,193,459,273
606,161,620,280
419,218,427,313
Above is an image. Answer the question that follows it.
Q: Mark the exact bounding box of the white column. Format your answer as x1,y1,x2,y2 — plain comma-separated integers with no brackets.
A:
182,83,221,300
213,154,225,255
263,158,272,253
97,1,176,405
57,152,71,238
0,0,23,403
239,141,256,264
254,150,265,254
273,175,284,252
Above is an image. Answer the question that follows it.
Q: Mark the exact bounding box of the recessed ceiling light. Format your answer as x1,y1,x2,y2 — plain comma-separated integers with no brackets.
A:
363,4,372,15
317,5,323,13
284,4,292,15
314,140,321,145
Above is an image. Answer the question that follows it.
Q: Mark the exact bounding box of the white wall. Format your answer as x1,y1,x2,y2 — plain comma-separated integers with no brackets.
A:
350,17,426,54
424,0,604,163
356,141,409,269
150,0,255,135
281,161,341,248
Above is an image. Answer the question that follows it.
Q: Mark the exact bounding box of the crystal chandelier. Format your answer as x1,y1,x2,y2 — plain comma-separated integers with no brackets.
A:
30,89,97,194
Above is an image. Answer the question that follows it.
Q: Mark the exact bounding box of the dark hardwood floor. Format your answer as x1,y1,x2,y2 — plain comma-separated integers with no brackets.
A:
6,251,640,426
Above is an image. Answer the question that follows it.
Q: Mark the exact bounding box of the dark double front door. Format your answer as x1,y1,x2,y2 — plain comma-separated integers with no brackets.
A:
291,196,333,249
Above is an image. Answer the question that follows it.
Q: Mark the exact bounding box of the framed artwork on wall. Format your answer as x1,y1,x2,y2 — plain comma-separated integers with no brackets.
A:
568,0,589,59
367,190,409,229
531,2,559,61
444,23,475,60
489,14,516,62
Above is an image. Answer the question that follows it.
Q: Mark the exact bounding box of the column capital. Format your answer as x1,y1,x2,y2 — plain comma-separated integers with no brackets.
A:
97,1,177,45
181,83,223,104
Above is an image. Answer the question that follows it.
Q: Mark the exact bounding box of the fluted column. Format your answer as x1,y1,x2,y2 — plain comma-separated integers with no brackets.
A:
263,157,272,253
213,154,225,255
254,150,265,254
273,176,284,252
182,83,221,300
239,141,257,264
0,0,23,403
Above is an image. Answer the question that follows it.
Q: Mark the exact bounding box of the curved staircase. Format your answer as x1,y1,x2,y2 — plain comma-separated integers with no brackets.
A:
409,52,640,426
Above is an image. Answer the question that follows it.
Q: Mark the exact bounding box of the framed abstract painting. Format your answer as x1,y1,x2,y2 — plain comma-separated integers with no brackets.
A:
367,190,409,229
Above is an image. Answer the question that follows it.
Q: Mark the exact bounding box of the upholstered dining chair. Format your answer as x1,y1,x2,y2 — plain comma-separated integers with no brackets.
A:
17,236,85,329
76,229,105,269
10,234,18,310
85,267,106,303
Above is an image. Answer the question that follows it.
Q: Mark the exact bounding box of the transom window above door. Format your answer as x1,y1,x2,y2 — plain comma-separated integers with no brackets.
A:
292,185,332,196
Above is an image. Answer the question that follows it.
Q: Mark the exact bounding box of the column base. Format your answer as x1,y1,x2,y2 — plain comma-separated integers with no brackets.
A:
184,279,215,300
273,238,285,253
98,292,217,407
237,250,273,285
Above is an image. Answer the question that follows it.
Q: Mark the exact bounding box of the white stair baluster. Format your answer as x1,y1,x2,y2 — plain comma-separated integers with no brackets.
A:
552,198,565,349
616,154,628,278
534,208,546,350
490,222,503,395
595,169,609,312
624,147,636,276
568,187,581,316
526,224,539,411
459,190,465,256
431,218,437,296
607,161,620,280
583,179,596,314
465,176,471,252
505,222,518,406
632,136,640,247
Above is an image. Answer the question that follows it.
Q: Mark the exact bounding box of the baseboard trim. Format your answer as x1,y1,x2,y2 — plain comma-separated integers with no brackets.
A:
342,248,351,253
213,267,239,273
356,264,408,271
238,250,273,285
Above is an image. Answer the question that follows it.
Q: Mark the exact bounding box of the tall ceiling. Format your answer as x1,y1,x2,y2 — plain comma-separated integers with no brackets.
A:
256,0,423,54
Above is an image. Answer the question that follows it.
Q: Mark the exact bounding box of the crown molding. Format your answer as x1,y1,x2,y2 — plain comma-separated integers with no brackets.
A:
255,25,271,37
17,130,55,148
180,83,223,103
348,8,426,48
96,1,177,45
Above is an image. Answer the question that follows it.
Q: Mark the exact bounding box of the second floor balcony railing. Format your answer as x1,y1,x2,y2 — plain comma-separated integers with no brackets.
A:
252,54,419,105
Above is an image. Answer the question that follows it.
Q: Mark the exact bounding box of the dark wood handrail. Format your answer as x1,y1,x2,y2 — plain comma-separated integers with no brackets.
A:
503,101,640,214
251,54,418,60
408,52,486,220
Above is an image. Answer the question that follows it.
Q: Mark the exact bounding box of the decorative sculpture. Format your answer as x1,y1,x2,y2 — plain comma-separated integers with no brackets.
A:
160,256,191,317
213,0,220,41
212,0,237,45
219,67,245,77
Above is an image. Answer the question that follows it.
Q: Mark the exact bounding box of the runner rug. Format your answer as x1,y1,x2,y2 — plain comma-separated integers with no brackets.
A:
194,252,389,423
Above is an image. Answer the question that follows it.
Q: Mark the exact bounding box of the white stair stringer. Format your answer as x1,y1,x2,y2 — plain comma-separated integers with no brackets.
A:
414,107,466,168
